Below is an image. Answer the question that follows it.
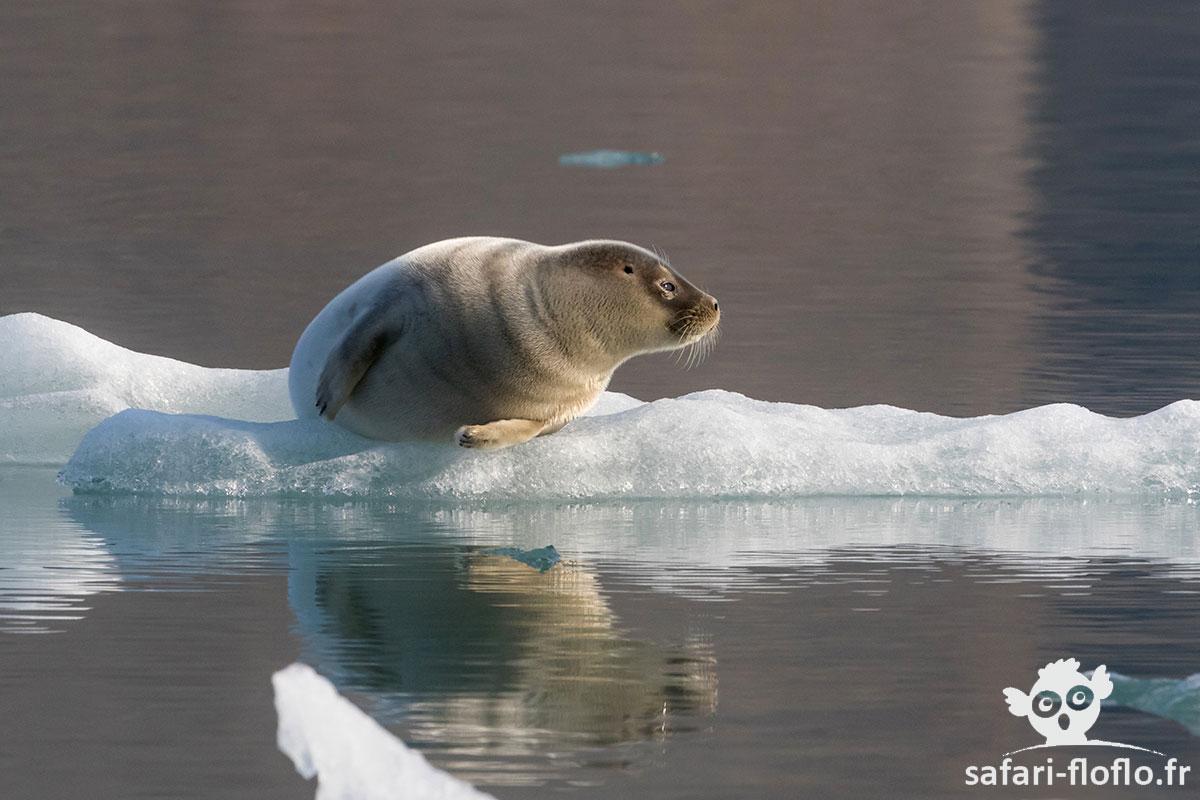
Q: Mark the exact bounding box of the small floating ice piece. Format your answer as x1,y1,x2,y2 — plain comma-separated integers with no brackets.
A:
558,149,665,168
481,544,561,572
273,663,495,800
1108,672,1200,736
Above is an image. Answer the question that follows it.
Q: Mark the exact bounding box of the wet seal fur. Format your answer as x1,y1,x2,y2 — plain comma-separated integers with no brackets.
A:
288,237,720,450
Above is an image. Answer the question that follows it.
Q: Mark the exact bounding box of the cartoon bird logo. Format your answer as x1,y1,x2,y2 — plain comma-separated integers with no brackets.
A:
1003,658,1113,746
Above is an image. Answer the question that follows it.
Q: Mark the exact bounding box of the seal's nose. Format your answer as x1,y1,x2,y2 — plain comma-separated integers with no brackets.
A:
1058,713,1070,731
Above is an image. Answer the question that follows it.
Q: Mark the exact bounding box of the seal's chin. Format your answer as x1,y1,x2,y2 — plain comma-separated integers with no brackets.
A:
672,321,720,369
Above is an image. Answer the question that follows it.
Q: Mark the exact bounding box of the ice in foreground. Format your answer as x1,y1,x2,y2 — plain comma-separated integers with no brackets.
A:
273,663,494,800
7,313,1200,499
1110,672,1200,736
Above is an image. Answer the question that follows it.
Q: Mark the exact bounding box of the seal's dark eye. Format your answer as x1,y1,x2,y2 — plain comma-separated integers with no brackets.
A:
1033,690,1062,718
661,281,676,293
623,265,634,274
1066,685,1093,711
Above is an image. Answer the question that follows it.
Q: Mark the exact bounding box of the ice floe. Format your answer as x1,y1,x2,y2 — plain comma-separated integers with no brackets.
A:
58,393,1200,499
0,313,291,464
5,313,1200,499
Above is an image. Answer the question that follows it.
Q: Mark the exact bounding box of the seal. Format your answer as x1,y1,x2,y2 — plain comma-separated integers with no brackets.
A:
288,237,720,449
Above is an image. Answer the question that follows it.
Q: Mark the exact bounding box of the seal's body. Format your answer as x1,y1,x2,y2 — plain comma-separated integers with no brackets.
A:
288,237,719,449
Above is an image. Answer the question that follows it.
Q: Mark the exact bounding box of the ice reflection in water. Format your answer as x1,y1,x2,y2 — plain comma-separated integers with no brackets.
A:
0,469,120,633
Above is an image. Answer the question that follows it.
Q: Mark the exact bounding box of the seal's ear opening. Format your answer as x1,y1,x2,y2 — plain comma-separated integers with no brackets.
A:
623,265,634,274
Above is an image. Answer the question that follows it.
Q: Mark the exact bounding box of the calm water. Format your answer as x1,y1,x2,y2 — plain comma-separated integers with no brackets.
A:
3,471,1200,798
3,1,1200,798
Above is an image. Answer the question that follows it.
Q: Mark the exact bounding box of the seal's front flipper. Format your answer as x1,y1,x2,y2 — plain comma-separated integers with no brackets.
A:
315,310,401,420
456,419,547,450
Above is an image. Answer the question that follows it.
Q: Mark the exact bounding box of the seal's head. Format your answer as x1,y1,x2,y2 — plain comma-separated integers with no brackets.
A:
551,240,720,365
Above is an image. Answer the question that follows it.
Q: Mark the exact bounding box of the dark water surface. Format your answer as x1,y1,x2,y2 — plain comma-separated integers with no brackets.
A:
2,1,1198,416
3,1,1200,798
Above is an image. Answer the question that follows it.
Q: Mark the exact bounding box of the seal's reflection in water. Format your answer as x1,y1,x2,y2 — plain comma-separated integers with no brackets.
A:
60,495,719,786
295,538,718,785
420,554,713,741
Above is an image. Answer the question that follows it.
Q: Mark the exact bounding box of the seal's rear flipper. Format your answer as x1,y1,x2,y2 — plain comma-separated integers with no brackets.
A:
315,310,402,420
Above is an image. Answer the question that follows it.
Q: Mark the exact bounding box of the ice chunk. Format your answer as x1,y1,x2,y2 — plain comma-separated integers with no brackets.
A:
480,545,561,572
0,313,292,464
558,149,665,168
273,662,494,800
60,392,1200,499
1108,672,1200,736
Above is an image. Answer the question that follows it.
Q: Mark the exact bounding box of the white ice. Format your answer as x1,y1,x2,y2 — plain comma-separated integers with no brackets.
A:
60,392,1200,499
6,313,1200,499
273,662,494,800
0,313,292,464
